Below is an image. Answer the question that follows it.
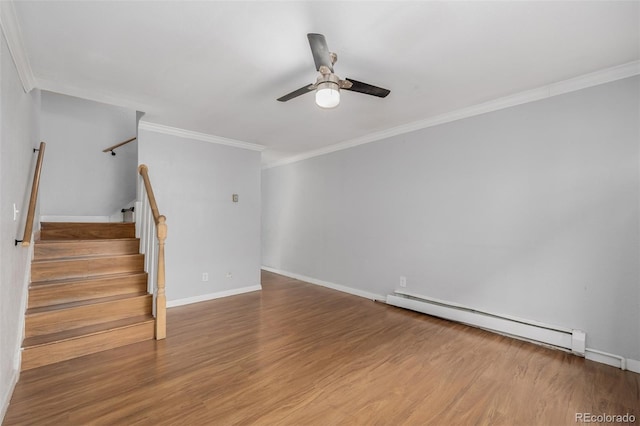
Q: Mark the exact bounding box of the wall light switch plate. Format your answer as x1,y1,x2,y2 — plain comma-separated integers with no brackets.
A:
232,194,239,203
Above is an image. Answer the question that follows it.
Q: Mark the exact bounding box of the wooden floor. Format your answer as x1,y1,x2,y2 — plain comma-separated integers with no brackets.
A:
5,271,639,425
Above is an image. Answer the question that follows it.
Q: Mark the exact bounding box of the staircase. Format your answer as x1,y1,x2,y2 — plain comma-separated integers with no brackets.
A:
21,222,155,371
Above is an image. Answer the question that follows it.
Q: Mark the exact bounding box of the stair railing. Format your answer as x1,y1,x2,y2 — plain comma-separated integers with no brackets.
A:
103,137,136,156
15,141,46,247
137,164,166,339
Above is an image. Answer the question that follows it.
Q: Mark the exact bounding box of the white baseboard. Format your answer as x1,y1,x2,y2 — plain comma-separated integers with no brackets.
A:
585,349,640,374
108,212,124,222
626,358,640,374
585,349,626,369
261,266,386,302
0,369,19,424
40,215,110,222
167,285,262,308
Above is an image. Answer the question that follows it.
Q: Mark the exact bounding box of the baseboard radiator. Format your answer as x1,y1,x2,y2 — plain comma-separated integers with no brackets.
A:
386,291,586,356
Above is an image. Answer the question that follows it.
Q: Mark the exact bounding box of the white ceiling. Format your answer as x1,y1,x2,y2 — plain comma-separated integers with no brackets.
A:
12,1,640,164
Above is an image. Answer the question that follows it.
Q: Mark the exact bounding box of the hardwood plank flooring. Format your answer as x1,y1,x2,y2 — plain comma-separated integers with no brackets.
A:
4,271,639,425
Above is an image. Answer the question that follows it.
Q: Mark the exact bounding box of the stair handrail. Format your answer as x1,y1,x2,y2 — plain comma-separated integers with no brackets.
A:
138,164,166,339
103,137,137,155
16,142,46,247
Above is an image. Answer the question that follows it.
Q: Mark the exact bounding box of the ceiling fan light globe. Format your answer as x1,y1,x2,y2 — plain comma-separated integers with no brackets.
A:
315,83,340,109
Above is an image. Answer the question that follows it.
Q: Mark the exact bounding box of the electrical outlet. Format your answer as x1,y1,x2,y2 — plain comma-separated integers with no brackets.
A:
399,276,407,288
202,272,209,282
226,272,233,279
13,203,19,221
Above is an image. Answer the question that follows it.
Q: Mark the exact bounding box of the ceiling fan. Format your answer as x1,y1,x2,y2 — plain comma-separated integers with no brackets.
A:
277,33,390,109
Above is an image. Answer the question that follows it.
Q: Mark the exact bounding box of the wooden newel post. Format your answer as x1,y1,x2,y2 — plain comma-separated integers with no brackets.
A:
155,215,167,339
139,164,167,340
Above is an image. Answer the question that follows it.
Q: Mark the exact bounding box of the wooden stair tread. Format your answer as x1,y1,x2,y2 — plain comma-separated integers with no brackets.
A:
30,271,147,288
40,222,135,240
34,238,140,257
21,317,155,371
27,292,150,315
41,222,133,225
32,253,143,263
40,222,135,230
35,237,139,244
23,315,154,348
30,254,145,282
28,272,149,309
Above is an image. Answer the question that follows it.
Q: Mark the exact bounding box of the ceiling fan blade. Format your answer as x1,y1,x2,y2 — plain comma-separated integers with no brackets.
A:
343,79,390,98
307,33,333,73
277,84,315,102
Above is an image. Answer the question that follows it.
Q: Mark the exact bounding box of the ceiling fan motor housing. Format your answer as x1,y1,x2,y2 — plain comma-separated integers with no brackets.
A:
316,72,340,88
315,73,341,108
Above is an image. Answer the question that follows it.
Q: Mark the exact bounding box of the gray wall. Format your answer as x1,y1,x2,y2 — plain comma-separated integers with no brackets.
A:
262,76,640,360
0,33,41,417
138,128,261,302
39,92,137,217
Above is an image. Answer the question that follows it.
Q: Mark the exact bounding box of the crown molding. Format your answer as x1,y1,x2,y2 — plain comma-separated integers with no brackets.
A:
139,121,266,152
547,60,640,96
263,60,640,169
0,1,35,92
